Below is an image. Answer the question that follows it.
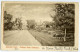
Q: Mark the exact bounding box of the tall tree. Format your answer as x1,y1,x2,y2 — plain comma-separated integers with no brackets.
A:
4,11,13,30
14,18,22,30
51,4,75,41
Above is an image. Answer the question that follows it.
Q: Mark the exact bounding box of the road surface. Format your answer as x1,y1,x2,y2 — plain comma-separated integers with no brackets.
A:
3,30,41,46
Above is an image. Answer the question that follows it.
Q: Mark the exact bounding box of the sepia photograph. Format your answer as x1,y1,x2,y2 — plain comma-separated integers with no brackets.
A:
1,2,79,51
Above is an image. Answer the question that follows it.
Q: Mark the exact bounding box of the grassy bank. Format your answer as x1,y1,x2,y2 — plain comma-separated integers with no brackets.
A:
28,29,74,46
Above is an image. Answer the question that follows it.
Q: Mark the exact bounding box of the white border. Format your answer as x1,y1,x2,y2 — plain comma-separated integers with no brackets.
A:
0,0,80,52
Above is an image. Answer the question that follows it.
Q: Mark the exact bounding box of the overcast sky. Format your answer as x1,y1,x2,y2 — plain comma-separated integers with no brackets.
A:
4,3,56,25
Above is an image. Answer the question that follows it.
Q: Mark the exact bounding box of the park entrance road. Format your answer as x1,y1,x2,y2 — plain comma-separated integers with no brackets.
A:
3,30,41,46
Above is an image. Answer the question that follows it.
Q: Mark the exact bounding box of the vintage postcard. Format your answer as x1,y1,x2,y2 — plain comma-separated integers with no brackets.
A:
1,1,79,51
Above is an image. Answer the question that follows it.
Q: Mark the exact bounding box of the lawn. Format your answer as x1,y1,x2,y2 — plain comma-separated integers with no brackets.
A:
28,29,74,46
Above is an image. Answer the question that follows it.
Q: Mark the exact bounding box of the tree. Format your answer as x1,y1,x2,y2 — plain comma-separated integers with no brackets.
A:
27,20,36,29
13,18,22,30
4,11,13,30
51,4,75,41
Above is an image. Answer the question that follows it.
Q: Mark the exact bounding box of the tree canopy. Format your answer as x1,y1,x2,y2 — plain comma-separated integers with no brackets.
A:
4,11,13,30
27,20,36,29
51,4,75,30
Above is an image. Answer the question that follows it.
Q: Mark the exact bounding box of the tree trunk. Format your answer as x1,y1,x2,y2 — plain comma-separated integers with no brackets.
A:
64,28,66,41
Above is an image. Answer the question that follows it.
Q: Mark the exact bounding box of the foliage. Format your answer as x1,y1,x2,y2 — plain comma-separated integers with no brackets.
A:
4,11,13,30
51,4,75,31
13,18,22,30
51,4,75,41
27,20,36,29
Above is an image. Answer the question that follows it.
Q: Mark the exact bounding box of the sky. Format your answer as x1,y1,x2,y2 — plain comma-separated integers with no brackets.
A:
4,3,56,25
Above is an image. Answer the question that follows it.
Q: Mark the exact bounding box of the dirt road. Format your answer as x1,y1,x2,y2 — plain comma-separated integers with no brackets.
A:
3,30,41,46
